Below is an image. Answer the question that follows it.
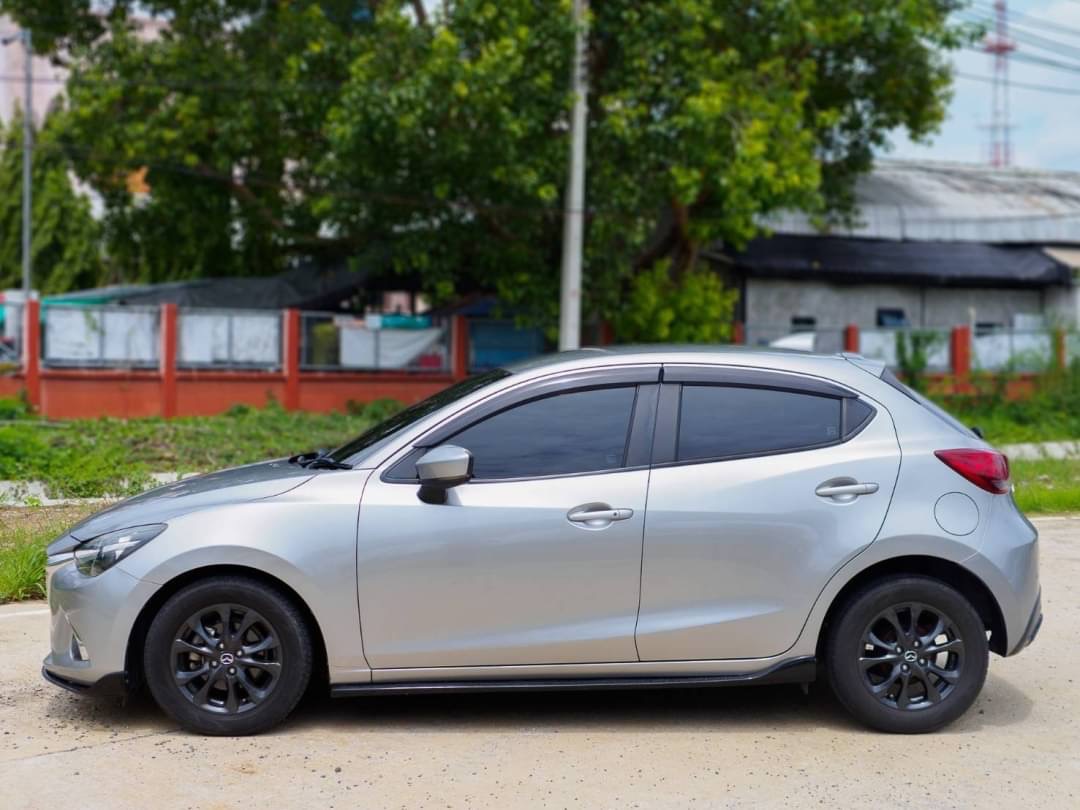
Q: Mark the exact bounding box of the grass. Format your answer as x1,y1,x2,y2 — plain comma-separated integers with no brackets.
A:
0,506,95,603
1010,457,1080,515
0,456,1076,605
0,377,1078,603
929,363,1080,446
0,398,394,499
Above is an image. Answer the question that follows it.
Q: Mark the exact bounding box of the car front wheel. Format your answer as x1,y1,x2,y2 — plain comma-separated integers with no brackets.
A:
825,576,989,733
144,575,313,735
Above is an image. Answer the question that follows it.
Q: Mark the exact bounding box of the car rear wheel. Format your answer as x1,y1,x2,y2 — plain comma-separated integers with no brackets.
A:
144,576,313,735
825,576,988,733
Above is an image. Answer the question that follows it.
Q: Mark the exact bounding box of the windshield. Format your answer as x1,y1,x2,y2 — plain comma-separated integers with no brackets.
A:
327,368,512,466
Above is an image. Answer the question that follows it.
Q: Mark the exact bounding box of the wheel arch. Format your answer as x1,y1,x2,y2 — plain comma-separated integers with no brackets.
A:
816,555,1008,657
124,564,329,692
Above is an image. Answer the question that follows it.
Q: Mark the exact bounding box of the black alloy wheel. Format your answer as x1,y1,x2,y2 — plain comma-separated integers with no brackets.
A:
144,576,313,735
826,576,989,733
172,603,282,714
858,602,964,711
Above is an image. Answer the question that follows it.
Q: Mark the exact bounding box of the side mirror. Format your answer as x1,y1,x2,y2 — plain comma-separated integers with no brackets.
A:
415,445,473,504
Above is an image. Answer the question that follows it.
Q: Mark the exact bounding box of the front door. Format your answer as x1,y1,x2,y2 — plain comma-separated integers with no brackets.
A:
636,370,901,661
356,381,657,669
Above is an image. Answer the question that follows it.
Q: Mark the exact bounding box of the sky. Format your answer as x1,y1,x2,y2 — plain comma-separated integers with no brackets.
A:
888,0,1080,171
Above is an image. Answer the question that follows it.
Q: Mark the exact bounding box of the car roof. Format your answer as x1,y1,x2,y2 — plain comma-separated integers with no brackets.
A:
505,345,885,377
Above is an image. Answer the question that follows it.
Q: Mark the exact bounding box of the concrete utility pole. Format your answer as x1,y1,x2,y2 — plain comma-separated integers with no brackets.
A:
558,0,588,352
21,28,31,296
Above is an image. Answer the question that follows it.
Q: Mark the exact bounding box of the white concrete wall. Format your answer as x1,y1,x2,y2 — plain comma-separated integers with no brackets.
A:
1046,285,1080,329
745,277,1059,329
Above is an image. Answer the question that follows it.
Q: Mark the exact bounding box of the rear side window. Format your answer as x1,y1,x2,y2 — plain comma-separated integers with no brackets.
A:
880,368,974,437
677,385,842,462
448,386,637,479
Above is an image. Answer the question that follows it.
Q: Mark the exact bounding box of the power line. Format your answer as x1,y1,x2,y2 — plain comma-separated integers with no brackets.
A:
955,70,1080,95
963,9,1080,64
971,1,1080,40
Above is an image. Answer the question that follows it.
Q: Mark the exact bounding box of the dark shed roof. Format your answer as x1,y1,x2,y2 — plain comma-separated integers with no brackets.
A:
725,235,1073,288
46,263,372,311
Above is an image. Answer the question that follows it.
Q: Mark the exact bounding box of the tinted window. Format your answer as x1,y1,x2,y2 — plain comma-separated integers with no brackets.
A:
880,368,973,438
845,398,874,437
329,369,511,465
449,387,637,479
677,385,842,462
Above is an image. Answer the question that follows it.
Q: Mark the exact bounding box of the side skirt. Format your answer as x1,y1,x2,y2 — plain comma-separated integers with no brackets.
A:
331,656,815,698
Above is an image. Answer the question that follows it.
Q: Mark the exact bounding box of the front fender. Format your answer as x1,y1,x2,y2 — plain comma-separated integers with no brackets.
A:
117,469,373,681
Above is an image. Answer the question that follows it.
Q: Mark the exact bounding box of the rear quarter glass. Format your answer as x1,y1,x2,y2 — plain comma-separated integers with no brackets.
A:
880,368,975,438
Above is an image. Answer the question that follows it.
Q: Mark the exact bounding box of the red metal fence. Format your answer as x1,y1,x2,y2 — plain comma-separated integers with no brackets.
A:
0,300,469,419
0,306,1072,420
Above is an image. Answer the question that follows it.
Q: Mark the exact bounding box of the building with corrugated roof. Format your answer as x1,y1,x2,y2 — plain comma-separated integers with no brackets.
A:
711,160,1080,340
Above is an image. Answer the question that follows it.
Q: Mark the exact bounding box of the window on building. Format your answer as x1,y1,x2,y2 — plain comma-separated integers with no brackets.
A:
791,316,816,331
876,308,909,327
975,321,1004,336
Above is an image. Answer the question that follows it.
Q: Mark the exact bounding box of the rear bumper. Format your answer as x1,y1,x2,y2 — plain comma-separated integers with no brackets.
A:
965,496,1041,656
1009,591,1042,656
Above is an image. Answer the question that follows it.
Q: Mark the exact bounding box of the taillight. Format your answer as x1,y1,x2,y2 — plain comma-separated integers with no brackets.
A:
934,449,1011,494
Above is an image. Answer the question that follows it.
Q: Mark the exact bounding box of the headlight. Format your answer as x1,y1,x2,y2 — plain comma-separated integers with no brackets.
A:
74,524,167,577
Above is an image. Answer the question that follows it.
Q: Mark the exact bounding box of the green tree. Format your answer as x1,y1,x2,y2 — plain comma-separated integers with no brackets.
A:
2,1,973,338
0,108,102,292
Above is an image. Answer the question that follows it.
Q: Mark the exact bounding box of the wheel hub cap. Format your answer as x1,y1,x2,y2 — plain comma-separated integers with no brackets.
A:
171,603,282,715
858,602,965,711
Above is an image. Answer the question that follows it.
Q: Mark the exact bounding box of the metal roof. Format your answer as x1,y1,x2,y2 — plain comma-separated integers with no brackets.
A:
762,159,1080,244
729,234,1073,288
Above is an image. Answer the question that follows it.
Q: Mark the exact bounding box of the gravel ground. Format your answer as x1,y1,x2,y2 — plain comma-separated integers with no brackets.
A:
1,516,1077,809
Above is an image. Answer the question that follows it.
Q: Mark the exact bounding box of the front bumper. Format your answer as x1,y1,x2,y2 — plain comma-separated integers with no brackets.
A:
42,556,157,692
41,666,129,697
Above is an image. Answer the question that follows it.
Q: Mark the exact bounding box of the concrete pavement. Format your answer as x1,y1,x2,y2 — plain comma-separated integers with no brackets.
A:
1,516,1078,809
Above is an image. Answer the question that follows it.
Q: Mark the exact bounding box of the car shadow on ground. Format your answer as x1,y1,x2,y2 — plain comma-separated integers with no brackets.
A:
46,671,1032,737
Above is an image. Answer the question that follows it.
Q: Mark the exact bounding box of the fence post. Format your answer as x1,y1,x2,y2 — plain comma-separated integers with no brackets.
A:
597,320,615,346
843,324,860,353
950,324,972,386
283,308,301,410
451,314,469,380
22,297,40,412
1053,328,1067,371
732,321,745,345
160,303,178,418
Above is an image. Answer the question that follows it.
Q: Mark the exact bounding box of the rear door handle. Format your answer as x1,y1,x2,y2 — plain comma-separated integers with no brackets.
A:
815,481,879,501
567,504,634,528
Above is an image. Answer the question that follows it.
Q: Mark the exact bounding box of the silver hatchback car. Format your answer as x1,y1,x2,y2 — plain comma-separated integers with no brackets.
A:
43,347,1041,735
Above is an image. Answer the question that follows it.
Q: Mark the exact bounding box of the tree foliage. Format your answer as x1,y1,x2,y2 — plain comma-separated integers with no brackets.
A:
0,109,101,292
2,0,972,336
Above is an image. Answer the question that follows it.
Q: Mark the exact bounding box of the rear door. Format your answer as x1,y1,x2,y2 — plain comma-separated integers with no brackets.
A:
635,365,901,661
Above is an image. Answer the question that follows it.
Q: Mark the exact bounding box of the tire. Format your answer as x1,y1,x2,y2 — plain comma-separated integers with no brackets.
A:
825,576,989,734
144,576,313,736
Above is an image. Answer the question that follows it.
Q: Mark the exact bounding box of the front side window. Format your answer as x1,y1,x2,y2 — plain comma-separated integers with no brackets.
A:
329,368,511,466
447,386,637,479
677,385,842,462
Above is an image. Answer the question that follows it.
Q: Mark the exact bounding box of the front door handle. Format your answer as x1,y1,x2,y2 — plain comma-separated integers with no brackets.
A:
567,504,634,528
815,480,879,502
